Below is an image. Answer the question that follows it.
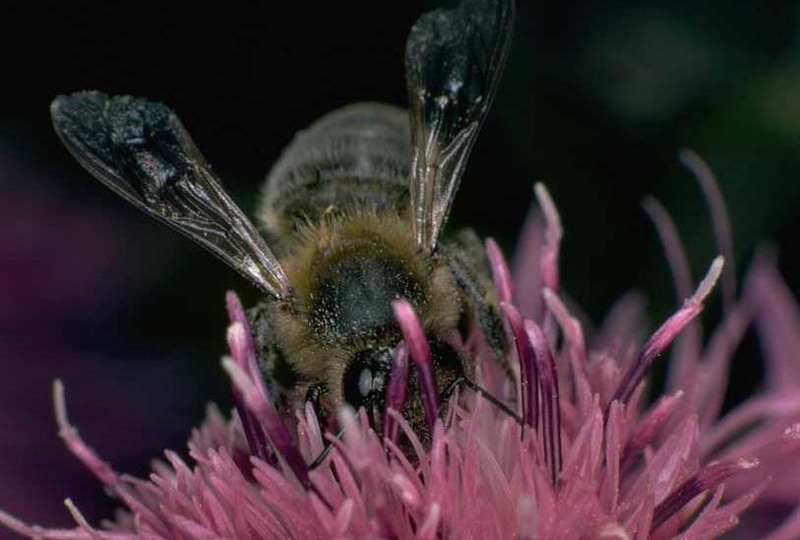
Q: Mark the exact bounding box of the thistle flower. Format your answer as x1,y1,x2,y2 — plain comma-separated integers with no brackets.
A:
2,153,800,539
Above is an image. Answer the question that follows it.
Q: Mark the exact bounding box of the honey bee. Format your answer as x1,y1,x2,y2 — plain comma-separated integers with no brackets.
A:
50,0,515,437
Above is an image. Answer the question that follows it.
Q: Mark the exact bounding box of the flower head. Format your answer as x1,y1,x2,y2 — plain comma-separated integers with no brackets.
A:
2,154,800,539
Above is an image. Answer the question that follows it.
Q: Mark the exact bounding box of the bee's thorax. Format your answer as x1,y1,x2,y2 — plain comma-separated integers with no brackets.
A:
268,209,460,390
308,242,424,343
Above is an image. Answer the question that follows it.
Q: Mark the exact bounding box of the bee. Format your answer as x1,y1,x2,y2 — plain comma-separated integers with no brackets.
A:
50,0,515,438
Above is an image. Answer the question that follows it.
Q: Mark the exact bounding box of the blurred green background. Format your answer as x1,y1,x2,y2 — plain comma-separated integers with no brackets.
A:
2,0,800,533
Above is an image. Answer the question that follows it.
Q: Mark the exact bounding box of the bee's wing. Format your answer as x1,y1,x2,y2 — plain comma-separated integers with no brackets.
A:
51,92,291,299
405,0,514,253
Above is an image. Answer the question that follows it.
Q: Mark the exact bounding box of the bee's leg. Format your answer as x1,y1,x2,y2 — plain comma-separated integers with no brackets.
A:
439,376,522,425
308,427,345,470
442,229,508,356
246,301,300,409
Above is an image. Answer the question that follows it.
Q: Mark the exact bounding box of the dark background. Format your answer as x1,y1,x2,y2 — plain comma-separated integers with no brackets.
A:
2,0,800,534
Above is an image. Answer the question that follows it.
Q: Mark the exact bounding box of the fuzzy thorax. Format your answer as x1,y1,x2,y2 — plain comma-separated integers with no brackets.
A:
270,208,460,402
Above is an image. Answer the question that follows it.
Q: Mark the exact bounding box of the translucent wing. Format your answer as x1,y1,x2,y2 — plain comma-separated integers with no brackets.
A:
51,91,291,299
405,0,514,253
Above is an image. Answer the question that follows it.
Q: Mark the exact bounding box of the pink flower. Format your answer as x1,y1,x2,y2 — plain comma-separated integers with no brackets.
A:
2,151,800,539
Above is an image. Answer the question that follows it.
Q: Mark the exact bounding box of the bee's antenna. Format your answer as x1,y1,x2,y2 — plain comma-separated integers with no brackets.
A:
383,343,410,445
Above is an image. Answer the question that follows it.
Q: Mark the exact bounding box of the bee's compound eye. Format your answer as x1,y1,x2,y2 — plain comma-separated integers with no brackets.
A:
342,347,393,409
358,368,375,399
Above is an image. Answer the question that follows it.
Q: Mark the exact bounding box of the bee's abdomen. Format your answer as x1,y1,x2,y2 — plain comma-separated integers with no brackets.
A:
259,103,411,242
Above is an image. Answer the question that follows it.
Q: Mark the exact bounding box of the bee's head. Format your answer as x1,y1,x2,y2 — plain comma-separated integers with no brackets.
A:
303,338,463,440
340,346,394,427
